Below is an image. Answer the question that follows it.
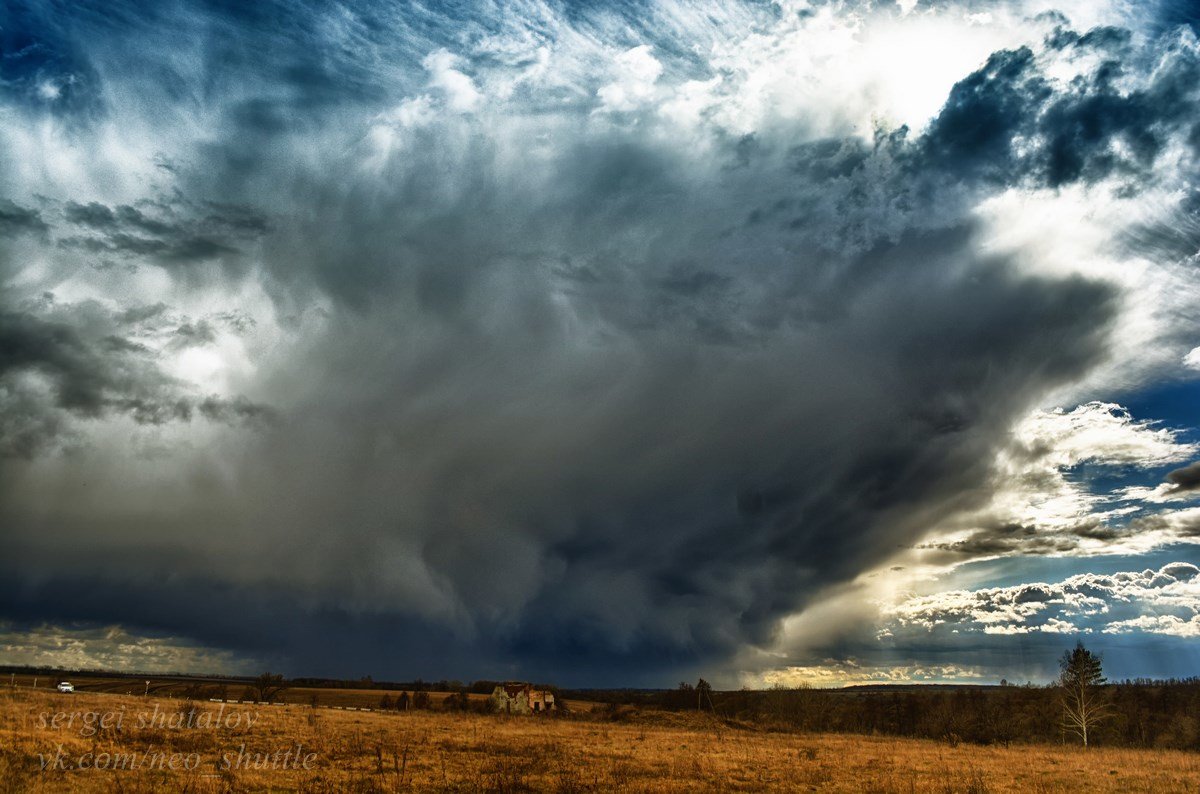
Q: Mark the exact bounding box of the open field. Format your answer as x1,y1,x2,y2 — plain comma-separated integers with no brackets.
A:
4,688,1200,792
3,673,598,713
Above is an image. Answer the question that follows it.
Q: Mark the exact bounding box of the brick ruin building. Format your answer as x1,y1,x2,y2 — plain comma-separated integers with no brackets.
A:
489,682,557,714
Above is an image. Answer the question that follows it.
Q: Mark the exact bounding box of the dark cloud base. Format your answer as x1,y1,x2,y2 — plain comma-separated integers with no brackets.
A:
1,0,1198,684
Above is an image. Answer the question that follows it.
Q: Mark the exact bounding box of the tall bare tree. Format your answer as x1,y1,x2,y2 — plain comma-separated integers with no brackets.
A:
1058,641,1111,747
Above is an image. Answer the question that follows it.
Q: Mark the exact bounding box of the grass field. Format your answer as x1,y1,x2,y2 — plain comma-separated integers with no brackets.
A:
2,673,598,713
3,687,1200,792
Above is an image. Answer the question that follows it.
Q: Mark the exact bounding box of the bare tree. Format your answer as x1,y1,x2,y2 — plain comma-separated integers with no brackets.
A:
250,672,289,703
1058,641,1112,747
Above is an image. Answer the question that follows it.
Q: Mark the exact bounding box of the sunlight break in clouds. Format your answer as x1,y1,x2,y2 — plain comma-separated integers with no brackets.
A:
751,662,988,690
0,623,257,675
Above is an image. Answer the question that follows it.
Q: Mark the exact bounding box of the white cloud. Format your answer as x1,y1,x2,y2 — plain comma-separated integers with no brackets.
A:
916,403,1198,560
886,563,1200,638
423,49,483,113
0,623,256,674
1105,614,1200,638
37,80,63,101
596,45,664,113
1013,403,1192,470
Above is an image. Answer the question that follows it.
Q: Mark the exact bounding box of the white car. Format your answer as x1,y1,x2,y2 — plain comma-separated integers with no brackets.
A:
56,682,74,693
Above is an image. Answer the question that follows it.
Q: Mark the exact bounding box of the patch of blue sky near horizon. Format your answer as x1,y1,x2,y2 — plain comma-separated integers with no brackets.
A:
946,546,1200,593
744,396,1200,688
756,661,993,690
0,622,259,677
745,556,1200,687
912,395,1200,579
1069,377,1200,494
879,561,1200,677
908,401,1200,564
885,562,1200,638
753,636,1200,688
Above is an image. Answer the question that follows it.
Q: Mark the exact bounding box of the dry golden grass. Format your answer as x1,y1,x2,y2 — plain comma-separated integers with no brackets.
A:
3,687,1199,792
2,673,598,713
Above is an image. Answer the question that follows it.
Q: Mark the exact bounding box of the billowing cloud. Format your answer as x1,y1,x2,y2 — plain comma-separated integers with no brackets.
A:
887,562,1200,637
2,0,1200,685
917,402,1199,560
0,297,272,458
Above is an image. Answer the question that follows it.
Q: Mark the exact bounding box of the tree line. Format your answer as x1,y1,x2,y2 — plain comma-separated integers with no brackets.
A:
570,644,1200,750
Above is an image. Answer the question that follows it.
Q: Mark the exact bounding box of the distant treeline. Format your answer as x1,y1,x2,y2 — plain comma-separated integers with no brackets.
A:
289,677,510,694
0,665,251,683
566,679,1200,750
1,666,519,695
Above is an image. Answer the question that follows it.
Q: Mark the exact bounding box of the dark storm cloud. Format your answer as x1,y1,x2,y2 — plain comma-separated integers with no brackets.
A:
1165,461,1200,493
62,200,116,228
923,520,1123,559
0,308,145,417
196,394,275,423
922,29,1200,188
0,199,48,236
0,0,1193,684
921,46,1051,182
114,302,170,326
1,221,1116,682
57,199,267,267
926,522,1042,557
170,320,218,347
0,303,272,457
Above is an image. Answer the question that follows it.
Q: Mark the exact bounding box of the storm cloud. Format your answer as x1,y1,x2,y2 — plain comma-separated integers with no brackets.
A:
3,0,1200,684
1166,461,1200,493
